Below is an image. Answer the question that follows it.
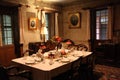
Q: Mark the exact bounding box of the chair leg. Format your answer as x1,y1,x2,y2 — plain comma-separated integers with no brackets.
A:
28,72,32,80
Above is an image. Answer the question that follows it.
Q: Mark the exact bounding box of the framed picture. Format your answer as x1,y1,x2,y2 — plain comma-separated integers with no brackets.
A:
68,12,81,29
29,17,38,30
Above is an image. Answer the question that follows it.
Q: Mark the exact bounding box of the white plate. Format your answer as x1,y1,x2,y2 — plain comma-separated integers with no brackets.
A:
72,51,83,57
34,57,41,62
61,58,70,63
25,60,35,64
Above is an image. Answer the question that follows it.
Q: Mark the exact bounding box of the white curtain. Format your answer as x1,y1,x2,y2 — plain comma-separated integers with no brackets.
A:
18,6,25,44
107,6,113,39
40,10,48,42
55,12,59,36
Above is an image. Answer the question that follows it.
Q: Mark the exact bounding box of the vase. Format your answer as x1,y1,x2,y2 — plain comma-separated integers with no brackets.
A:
56,43,62,50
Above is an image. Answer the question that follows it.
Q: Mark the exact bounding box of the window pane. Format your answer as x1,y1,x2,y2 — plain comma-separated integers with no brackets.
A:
7,30,12,37
96,17,100,22
45,14,49,27
96,11,100,16
4,38,8,45
101,10,106,16
105,17,108,22
3,30,7,37
96,29,100,33
96,9,108,40
1,14,13,45
6,28,12,30
96,23,100,28
3,15,11,26
8,38,12,43
45,13,49,41
101,16,106,23
96,34,99,40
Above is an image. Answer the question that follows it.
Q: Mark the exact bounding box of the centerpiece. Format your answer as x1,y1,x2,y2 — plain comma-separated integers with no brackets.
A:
39,44,47,54
61,39,73,49
50,36,62,50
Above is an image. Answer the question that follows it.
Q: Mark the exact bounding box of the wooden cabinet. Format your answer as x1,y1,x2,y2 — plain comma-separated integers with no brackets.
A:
0,45,16,66
95,43,120,66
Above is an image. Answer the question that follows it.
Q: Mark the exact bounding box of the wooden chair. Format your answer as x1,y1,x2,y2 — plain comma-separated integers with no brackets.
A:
22,49,34,56
45,40,57,51
28,42,41,55
0,64,32,80
62,39,75,49
68,57,82,80
79,53,96,80
77,44,88,51
62,39,75,45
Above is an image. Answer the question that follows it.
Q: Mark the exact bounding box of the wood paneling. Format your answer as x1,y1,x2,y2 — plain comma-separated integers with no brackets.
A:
0,45,16,66
114,4,120,30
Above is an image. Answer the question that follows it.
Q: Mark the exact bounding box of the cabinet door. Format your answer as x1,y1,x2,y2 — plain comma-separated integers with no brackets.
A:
0,45,16,66
0,50,5,65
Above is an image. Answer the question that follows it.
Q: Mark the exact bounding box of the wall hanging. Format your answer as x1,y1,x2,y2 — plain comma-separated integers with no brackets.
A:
29,17,38,30
68,12,81,29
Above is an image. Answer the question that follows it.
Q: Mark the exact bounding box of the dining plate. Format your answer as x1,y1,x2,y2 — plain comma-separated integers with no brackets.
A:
25,60,35,64
72,51,83,57
61,58,70,63
34,57,41,62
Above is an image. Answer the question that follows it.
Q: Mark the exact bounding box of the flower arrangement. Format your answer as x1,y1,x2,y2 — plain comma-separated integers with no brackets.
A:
60,50,66,55
39,45,47,54
66,40,72,45
51,36,62,43
50,36,62,50
61,39,74,49
40,45,46,49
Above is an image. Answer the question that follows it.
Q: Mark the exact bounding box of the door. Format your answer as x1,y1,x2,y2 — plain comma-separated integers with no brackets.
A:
0,5,20,66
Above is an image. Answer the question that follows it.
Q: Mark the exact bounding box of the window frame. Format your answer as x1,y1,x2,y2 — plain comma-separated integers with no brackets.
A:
44,10,56,40
95,8,109,40
0,14,13,45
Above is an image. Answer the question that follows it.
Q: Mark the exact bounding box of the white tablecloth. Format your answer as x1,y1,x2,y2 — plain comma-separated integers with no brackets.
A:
12,50,92,80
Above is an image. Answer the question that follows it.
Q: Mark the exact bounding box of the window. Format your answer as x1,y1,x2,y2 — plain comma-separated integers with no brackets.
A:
96,9,108,40
44,12,56,41
0,14,13,45
45,13,49,41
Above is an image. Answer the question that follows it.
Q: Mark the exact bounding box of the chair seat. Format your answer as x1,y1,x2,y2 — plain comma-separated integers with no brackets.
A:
0,64,32,80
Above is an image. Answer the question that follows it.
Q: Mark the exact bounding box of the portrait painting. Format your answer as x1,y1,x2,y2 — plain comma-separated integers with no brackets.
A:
68,12,81,29
29,17,38,30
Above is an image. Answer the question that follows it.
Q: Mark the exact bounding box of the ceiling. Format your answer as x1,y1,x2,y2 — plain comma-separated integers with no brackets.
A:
0,0,92,7
39,0,92,6
1,0,120,7
40,0,80,4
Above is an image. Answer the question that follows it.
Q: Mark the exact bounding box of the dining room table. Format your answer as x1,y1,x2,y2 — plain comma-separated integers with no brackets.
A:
11,49,92,80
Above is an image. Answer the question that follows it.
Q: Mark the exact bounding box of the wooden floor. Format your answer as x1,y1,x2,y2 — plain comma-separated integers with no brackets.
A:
94,64,120,80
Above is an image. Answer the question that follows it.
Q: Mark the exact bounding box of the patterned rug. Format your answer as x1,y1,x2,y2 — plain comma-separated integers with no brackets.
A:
10,64,120,80
94,64,120,80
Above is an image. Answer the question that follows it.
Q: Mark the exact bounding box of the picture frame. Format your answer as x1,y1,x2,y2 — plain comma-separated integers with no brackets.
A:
68,12,81,29
29,17,38,30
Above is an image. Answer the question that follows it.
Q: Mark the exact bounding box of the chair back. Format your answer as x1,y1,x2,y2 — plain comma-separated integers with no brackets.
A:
62,39,74,45
0,65,9,80
71,57,82,71
68,57,82,79
79,53,96,73
45,40,57,50
77,44,88,51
